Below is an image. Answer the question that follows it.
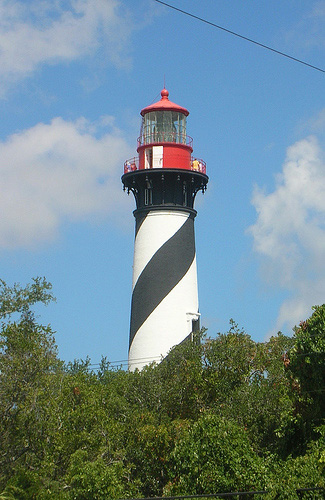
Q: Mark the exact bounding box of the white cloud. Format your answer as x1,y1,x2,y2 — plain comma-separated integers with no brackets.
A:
303,108,325,135
248,135,325,334
285,1,325,51
0,116,132,249
0,0,131,93
304,1,325,49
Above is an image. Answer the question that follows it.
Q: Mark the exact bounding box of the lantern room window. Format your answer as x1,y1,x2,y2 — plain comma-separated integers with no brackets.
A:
141,111,187,145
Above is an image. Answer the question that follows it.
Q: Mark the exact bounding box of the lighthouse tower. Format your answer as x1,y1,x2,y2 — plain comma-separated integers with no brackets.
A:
122,89,208,371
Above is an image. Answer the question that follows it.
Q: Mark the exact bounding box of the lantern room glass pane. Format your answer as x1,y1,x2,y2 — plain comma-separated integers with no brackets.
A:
142,111,187,145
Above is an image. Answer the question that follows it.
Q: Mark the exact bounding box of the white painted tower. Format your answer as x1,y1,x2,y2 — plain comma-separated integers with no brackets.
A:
122,89,208,370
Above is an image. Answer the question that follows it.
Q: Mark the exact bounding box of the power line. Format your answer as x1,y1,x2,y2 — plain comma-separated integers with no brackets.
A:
87,349,324,369
293,351,325,357
85,349,324,371
86,355,162,371
301,388,325,394
89,355,162,367
120,487,324,500
154,0,325,74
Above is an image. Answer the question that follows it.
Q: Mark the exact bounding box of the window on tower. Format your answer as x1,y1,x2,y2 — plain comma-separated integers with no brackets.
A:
144,188,152,206
182,181,187,206
141,111,187,145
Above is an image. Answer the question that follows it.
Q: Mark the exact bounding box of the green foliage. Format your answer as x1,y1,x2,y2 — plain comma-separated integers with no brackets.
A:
192,323,298,457
154,330,205,420
124,417,190,497
65,449,140,500
165,413,268,495
266,427,325,499
287,305,325,428
0,486,26,500
222,332,298,457
0,279,324,498
0,277,54,321
0,279,61,488
203,320,257,397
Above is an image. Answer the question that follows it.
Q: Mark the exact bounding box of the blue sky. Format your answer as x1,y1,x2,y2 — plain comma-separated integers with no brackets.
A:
1,0,324,368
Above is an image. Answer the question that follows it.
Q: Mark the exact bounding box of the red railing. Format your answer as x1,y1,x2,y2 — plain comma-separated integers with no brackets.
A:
123,157,206,175
124,157,139,173
137,133,193,148
191,158,206,174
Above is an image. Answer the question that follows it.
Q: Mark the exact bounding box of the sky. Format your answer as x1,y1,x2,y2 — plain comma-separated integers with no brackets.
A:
0,0,324,368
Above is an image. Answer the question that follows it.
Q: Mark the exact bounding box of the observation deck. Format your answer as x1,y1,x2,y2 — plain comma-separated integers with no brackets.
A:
124,156,206,175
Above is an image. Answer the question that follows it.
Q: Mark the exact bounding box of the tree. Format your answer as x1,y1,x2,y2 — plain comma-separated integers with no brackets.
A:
287,305,325,430
64,449,141,500
0,277,55,320
123,416,190,497
154,330,205,420
0,278,61,492
202,321,257,406
228,332,297,457
200,323,297,457
165,413,268,495
266,425,325,499
0,279,323,498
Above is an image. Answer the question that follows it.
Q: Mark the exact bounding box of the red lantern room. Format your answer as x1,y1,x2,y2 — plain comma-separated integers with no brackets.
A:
124,89,206,174
138,88,192,170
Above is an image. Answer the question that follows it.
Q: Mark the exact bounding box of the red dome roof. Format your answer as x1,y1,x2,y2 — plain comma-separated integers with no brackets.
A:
140,89,189,117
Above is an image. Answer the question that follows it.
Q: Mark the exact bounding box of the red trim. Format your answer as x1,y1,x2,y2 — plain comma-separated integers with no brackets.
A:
137,134,193,149
137,141,193,153
140,88,189,116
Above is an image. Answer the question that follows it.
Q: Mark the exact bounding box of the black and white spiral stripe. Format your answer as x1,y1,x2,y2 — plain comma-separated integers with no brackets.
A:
128,209,199,371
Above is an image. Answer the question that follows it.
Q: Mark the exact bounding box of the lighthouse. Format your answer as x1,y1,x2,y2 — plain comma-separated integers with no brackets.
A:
122,89,208,371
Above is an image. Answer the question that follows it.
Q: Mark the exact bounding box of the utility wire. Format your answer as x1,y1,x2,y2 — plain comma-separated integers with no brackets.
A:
89,355,162,367
87,350,324,369
154,0,325,74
